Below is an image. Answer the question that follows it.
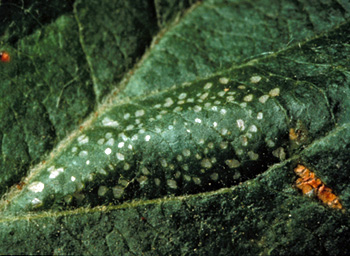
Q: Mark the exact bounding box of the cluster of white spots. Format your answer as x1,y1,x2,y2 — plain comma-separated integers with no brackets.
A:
77,134,89,145
178,92,187,99
102,117,119,127
49,167,64,179
98,138,105,145
213,122,218,127
269,88,280,97
195,118,202,123
164,97,174,107
145,135,151,141
182,149,191,157
250,75,262,83
105,132,113,139
211,106,218,111
220,109,227,115
131,134,138,141
79,150,88,157
86,160,90,165
118,142,125,148
104,148,112,155
259,95,269,103
71,176,76,182
243,94,253,102
72,147,77,153
167,179,177,189
153,104,161,109
257,112,264,120
124,113,130,120
236,119,245,131
248,151,259,161
219,77,229,84
204,82,213,90
135,109,145,117
201,158,212,169
116,153,125,161
168,125,174,130
225,159,240,168
249,125,258,133
28,181,45,193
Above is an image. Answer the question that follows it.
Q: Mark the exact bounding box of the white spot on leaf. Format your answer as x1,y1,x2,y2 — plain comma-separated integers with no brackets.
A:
28,181,45,193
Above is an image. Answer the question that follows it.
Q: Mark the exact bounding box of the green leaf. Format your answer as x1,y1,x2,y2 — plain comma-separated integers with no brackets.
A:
1,0,350,254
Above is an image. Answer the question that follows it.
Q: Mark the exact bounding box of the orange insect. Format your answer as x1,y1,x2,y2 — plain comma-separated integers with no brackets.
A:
0,51,10,62
294,164,342,209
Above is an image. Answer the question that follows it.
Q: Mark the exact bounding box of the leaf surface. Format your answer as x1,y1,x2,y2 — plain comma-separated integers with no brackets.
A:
1,0,350,254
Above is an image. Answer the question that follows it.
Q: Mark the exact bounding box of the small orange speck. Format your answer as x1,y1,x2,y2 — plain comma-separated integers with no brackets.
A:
16,181,26,190
289,128,298,141
0,51,10,63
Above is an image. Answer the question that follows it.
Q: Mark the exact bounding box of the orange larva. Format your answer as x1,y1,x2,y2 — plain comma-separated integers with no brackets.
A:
294,164,342,209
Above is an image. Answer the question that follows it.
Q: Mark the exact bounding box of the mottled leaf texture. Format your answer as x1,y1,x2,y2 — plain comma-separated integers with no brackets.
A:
1,0,350,255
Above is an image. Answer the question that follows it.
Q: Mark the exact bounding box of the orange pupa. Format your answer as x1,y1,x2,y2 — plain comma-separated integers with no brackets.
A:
294,164,342,209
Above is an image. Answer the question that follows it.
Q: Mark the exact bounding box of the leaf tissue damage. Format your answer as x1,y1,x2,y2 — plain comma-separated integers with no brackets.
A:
1,0,350,254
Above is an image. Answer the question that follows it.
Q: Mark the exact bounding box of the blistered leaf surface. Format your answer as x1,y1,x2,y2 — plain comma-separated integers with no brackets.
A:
1,0,350,254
